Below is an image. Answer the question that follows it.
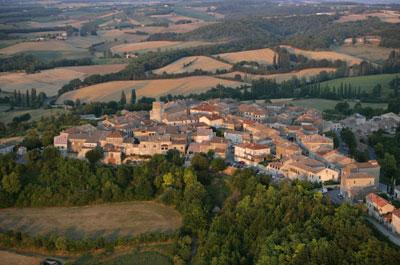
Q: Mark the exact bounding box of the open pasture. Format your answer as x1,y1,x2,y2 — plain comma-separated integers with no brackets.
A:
0,108,67,124
319,73,400,96
333,45,395,63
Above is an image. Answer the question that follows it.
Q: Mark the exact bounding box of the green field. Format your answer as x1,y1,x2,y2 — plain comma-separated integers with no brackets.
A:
332,45,393,64
319,73,399,96
289,98,388,111
72,251,172,265
173,6,216,21
0,108,67,124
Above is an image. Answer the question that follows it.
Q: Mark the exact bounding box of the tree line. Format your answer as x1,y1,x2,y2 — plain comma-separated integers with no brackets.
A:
0,54,93,73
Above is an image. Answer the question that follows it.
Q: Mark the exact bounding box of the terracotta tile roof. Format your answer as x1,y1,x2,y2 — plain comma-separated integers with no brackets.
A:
208,114,223,121
107,130,124,138
355,160,380,169
367,193,393,208
54,134,68,145
191,103,219,113
236,142,269,150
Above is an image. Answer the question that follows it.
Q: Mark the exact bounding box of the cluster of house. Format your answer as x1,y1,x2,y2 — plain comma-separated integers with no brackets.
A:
366,191,400,235
53,98,384,201
343,35,381,46
328,112,400,137
35,32,68,42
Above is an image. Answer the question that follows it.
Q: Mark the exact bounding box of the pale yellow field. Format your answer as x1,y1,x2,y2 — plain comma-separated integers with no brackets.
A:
0,40,82,55
0,64,126,96
219,68,337,83
214,48,277,65
0,251,42,265
153,56,232,74
0,201,182,240
110,40,211,54
338,10,400,24
281,45,362,66
57,76,244,103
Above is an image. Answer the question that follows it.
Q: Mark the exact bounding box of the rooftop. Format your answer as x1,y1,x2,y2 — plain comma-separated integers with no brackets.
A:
367,193,393,209
236,142,269,150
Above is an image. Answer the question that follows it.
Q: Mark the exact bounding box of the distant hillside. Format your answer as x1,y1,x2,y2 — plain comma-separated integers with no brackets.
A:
181,15,400,50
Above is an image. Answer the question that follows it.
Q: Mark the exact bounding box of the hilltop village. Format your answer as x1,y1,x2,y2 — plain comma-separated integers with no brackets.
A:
53,99,400,205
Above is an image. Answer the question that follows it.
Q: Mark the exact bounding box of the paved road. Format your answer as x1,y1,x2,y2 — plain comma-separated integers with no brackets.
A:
366,217,400,247
326,189,344,205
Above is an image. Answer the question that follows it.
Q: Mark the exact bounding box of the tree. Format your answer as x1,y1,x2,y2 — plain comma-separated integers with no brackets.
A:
31,88,37,104
85,147,104,165
335,101,350,115
120,91,127,105
381,153,398,193
22,129,42,150
25,90,30,107
387,97,400,114
191,154,209,171
341,128,357,156
130,89,136,104
2,172,21,194
210,157,226,172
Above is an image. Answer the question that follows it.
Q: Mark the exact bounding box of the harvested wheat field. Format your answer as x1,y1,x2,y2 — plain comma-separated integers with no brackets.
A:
0,64,126,96
219,68,336,83
57,76,244,103
111,40,210,54
281,45,362,66
214,48,277,65
0,40,82,55
0,201,182,240
153,56,232,74
0,251,42,265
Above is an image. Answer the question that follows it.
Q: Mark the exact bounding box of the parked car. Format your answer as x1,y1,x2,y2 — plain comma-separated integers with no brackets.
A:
41,259,62,265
